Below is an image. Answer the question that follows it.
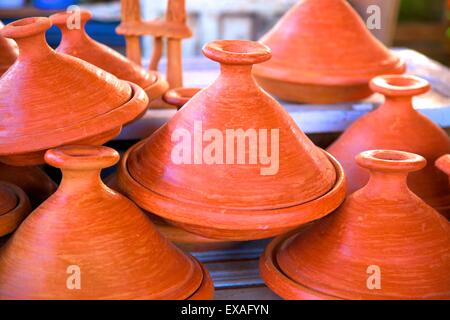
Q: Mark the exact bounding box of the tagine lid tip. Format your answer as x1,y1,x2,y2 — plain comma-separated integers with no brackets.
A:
0,17,51,39
370,75,430,97
356,150,427,173
50,10,92,25
203,40,271,65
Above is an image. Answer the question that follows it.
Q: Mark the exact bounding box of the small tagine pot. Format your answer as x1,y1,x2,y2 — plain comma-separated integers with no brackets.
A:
0,21,18,76
0,181,31,237
118,40,346,241
50,10,168,104
0,17,148,166
261,150,450,300
0,163,56,208
163,87,202,110
328,75,450,218
0,146,213,300
253,0,405,103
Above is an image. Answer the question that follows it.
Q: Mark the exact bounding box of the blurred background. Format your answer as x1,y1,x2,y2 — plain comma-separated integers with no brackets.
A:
0,0,449,66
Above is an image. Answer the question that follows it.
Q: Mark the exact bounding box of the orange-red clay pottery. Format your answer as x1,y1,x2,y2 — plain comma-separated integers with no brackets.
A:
0,21,18,76
0,17,148,166
0,145,213,300
117,40,346,241
0,163,56,208
436,155,450,182
328,75,450,218
163,87,202,110
0,181,31,237
261,150,450,300
253,0,405,104
50,10,168,103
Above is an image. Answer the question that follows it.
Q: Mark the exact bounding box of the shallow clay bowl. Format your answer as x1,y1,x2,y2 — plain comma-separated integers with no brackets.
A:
0,181,31,237
163,87,202,110
118,141,346,241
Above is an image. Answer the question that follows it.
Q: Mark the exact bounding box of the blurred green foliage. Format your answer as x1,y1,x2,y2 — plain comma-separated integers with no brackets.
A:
398,0,446,22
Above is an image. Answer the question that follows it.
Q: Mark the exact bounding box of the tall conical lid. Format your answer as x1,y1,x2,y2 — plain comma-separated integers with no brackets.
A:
0,146,211,299
253,0,404,85
275,150,450,299
0,17,148,156
50,10,168,100
0,21,18,76
127,40,337,210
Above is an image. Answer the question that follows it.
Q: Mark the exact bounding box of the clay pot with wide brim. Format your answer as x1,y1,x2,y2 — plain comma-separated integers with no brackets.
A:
163,87,202,110
50,10,168,105
0,163,56,208
118,40,346,241
0,21,18,76
0,145,213,300
253,0,405,104
0,181,31,237
328,75,450,219
261,150,450,300
0,17,149,166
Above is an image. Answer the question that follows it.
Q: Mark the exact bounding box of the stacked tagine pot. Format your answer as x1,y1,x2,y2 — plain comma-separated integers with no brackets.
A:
253,0,405,103
261,150,450,300
50,10,169,104
436,154,450,186
0,146,213,300
0,21,18,76
0,181,31,237
117,40,346,241
328,75,450,219
0,17,148,166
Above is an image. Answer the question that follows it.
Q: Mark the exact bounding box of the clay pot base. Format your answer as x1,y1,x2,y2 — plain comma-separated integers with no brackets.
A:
0,182,31,237
260,229,341,300
118,141,346,241
254,74,373,104
0,81,147,166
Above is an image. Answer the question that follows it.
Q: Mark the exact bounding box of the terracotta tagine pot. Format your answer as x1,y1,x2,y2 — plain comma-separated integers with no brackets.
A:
50,10,168,104
163,87,202,110
0,163,56,208
0,17,148,166
0,181,31,237
261,150,450,300
0,145,214,300
328,75,450,218
253,0,405,104
117,40,347,241
0,21,18,76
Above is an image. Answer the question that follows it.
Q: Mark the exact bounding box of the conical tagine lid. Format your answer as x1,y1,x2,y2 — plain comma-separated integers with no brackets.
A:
118,40,346,240
0,21,18,76
254,0,404,85
50,10,168,101
253,0,405,103
0,146,213,300
261,150,450,300
328,75,450,218
0,17,148,158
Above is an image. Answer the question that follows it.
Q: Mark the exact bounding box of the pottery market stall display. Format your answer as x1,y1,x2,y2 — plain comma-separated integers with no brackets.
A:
328,75,450,219
0,21,18,76
0,163,56,208
261,150,450,300
0,146,213,300
0,181,31,237
117,39,347,241
252,0,405,104
163,87,202,110
0,17,149,166
50,10,169,104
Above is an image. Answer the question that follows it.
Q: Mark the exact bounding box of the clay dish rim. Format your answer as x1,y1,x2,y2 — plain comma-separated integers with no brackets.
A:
0,181,31,237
